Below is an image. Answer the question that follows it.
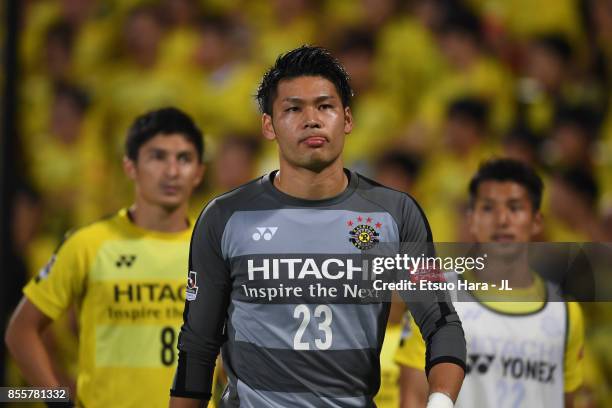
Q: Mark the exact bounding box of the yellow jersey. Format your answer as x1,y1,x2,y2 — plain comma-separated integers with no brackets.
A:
375,323,402,408
24,209,195,408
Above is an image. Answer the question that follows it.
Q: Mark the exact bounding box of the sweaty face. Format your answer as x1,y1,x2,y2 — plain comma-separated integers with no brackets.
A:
125,133,204,211
469,181,542,256
262,76,352,172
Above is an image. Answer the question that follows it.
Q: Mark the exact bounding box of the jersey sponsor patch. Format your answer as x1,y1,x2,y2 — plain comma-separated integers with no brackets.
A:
186,271,199,301
35,254,57,282
347,216,382,250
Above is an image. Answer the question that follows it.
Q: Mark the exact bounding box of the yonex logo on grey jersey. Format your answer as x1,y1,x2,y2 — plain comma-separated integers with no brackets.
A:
252,227,278,241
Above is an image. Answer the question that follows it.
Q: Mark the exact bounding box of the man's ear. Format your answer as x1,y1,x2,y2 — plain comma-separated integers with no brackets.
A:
467,208,476,238
531,211,544,237
344,106,353,134
193,163,206,187
262,114,276,141
123,156,137,181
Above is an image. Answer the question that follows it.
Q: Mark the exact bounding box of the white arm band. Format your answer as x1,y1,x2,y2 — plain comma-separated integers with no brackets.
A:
426,392,454,408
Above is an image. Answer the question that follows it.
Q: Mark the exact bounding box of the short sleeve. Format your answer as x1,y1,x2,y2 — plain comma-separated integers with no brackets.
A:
564,302,584,392
23,231,88,320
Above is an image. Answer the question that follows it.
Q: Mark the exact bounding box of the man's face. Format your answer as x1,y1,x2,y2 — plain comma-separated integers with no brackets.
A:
527,44,564,92
124,133,204,211
376,164,414,194
469,181,542,248
214,141,255,189
262,76,352,172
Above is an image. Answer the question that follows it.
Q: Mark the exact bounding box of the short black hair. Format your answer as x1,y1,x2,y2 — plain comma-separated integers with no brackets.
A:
375,151,422,180
197,14,234,36
438,5,483,43
54,82,89,114
335,28,376,56
256,45,353,115
45,20,75,51
220,134,261,158
532,33,573,64
555,167,599,208
553,104,601,142
125,107,204,162
469,158,544,211
503,125,541,149
447,97,489,129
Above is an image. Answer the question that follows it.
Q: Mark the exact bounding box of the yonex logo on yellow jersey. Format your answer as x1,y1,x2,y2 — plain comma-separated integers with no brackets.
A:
115,254,137,267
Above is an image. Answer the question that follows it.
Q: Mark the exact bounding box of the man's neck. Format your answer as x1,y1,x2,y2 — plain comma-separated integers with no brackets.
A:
477,251,534,288
128,201,189,233
274,160,348,200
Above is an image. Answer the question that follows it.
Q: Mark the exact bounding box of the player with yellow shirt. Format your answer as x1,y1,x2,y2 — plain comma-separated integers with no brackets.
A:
5,107,206,407
396,158,584,407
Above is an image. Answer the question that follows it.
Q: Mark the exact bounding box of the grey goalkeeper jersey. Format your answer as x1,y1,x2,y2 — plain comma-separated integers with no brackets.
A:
171,170,466,407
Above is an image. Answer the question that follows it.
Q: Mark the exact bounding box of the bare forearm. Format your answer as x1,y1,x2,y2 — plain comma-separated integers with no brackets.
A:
6,324,60,387
399,366,428,408
427,362,464,402
564,391,576,408
5,298,59,388
169,396,208,408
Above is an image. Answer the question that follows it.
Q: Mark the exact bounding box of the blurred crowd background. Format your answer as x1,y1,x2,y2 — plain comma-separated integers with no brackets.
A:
3,0,612,406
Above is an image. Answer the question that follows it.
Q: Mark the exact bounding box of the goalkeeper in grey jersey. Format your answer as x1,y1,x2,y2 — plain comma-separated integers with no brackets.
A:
170,46,466,408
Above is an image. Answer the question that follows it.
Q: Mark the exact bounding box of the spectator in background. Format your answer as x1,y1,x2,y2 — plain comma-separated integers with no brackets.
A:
526,34,573,96
334,28,403,167
358,0,400,33
474,0,582,46
159,0,202,67
418,97,496,241
102,5,197,204
21,0,115,89
103,4,175,132
44,21,76,82
374,0,449,121
374,151,422,195
514,33,602,138
547,167,609,241
183,15,262,138
414,5,513,140
21,20,78,138
502,125,542,167
121,5,166,71
545,105,601,170
22,82,108,235
250,0,318,65
585,0,612,83
190,135,261,217
213,136,261,192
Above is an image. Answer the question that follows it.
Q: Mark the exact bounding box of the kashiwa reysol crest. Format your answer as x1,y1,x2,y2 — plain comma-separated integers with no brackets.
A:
347,216,382,250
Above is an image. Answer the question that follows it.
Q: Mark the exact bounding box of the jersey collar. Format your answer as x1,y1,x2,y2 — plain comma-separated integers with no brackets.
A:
261,168,358,207
116,208,193,241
